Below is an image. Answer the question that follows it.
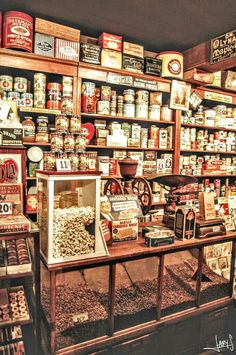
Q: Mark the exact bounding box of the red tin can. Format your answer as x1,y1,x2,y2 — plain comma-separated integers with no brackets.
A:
109,158,118,175
46,100,61,110
3,11,33,52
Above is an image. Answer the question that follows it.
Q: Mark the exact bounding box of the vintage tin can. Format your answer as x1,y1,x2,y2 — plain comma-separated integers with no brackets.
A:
121,122,131,138
80,43,101,65
75,133,86,152
135,90,149,104
47,89,62,101
21,92,33,107
149,105,161,120
157,51,183,79
122,55,144,73
68,152,79,171
97,101,110,115
46,100,61,110
64,133,75,152
34,32,54,57
140,138,148,148
43,151,56,170
78,153,88,171
144,57,162,76
34,73,46,92
14,77,27,93
61,96,73,114
47,83,62,91
36,116,48,132
148,139,156,149
69,115,80,133
55,38,80,61
7,92,20,101
150,92,162,105
81,95,96,113
99,32,122,52
0,75,13,91
35,132,49,143
150,125,159,140
101,86,111,101
34,92,46,108
131,123,141,139
123,103,135,118
159,128,168,148
55,114,68,132
160,105,173,122
50,133,63,152
141,128,148,139
87,152,97,170
135,104,148,119
204,109,216,126
117,95,124,115
3,11,33,52
82,82,95,95
123,89,135,104
62,76,73,97
109,158,118,175
98,156,110,176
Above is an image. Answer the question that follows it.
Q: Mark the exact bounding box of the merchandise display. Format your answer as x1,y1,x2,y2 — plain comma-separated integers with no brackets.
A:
0,4,236,355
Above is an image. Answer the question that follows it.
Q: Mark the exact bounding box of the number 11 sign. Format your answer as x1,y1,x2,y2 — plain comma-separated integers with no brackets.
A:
56,159,71,172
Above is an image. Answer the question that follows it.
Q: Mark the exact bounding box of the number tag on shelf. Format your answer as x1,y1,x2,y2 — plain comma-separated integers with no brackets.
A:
73,312,88,325
56,159,71,171
0,202,13,215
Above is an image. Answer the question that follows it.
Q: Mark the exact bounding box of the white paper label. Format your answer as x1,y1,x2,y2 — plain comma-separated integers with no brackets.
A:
56,159,71,171
0,202,12,215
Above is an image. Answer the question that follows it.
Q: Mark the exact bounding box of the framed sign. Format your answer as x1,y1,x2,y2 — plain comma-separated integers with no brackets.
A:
170,80,191,111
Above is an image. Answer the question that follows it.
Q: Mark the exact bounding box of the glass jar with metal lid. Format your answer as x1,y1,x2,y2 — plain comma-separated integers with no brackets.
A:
55,114,68,133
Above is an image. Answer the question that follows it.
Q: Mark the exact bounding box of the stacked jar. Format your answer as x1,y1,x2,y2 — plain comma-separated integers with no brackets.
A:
46,82,62,110
81,82,96,113
123,89,135,118
34,73,46,108
61,76,73,114
135,90,149,119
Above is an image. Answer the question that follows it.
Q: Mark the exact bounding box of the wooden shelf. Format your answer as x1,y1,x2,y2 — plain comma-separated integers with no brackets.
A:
20,107,61,115
181,149,236,155
23,141,50,146
81,112,175,125
79,62,171,93
0,271,33,280
0,317,33,330
0,48,77,76
181,123,236,132
87,144,173,151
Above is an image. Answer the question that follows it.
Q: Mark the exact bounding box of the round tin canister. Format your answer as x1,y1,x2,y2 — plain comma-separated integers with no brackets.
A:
47,83,62,92
204,109,216,126
47,90,62,102
55,114,68,132
81,95,96,113
98,156,109,176
61,96,73,114
36,116,48,132
62,76,73,96
3,11,33,52
43,151,56,170
50,133,63,152
0,75,13,91
148,105,161,120
14,77,27,93
81,82,95,96
46,100,61,110
21,92,33,107
109,158,118,175
78,153,88,171
123,103,135,118
135,103,148,119
7,91,20,101
68,152,79,171
160,105,173,122
135,90,149,104
75,134,86,152
64,133,75,152
157,51,183,79
101,86,111,101
34,73,46,92
69,115,80,133
97,100,110,115
123,89,135,104
34,92,46,108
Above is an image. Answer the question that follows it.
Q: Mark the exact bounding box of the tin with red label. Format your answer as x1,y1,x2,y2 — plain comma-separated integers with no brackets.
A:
64,133,75,152
21,93,33,107
98,32,122,52
50,133,63,152
7,92,20,101
46,100,61,110
14,77,27,93
34,73,46,93
157,51,183,79
109,158,118,175
0,75,13,91
3,11,33,52
81,95,96,113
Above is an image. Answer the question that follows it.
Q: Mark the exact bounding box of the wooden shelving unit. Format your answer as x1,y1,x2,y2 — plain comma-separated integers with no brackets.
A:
87,144,174,151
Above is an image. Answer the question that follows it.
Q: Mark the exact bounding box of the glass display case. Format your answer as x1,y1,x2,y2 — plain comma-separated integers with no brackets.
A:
37,171,108,264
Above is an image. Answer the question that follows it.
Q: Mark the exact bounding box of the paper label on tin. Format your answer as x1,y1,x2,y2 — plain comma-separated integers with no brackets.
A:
204,91,232,104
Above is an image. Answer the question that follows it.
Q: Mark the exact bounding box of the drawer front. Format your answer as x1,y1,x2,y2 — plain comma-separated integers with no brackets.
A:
112,333,157,355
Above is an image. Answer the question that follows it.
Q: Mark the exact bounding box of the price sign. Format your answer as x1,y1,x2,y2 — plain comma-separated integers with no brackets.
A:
0,202,12,215
73,312,88,325
56,159,71,171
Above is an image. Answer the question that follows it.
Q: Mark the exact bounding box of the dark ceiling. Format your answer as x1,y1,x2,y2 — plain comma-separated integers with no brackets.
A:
1,0,236,53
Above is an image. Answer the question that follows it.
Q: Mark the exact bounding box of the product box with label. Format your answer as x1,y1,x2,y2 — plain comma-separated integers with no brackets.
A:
35,18,80,42
144,57,162,76
0,127,23,146
111,218,138,242
0,214,31,234
98,32,122,52
80,43,101,64
122,55,144,73
26,194,37,214
34,32,54,57
174,206,196,240
107,135,127,147
55,39,80,61
101,49,122,69
0,183,23,215
199,192,216,220
123,41,144,58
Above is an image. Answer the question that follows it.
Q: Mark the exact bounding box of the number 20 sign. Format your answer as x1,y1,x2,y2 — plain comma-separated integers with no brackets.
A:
56,159,71,172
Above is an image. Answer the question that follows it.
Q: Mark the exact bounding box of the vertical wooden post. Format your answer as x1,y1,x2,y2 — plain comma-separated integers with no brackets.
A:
196,247,204,307
108,263,116,336
50,271,56,354
34,231,41,354
157,254,165,320
173,110,181,174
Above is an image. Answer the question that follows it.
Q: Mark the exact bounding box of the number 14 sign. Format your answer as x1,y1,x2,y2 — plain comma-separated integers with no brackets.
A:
56,159,71,172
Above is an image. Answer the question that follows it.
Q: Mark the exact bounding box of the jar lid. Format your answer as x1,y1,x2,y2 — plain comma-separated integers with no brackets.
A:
27,146,43,162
